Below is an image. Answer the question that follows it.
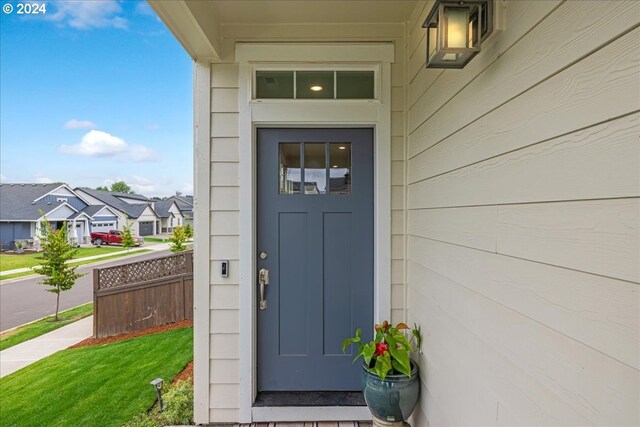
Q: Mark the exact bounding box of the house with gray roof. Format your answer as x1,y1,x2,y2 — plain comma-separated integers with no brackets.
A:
74,187,160,236
0,183,97,249
163,195,193,227
154,199,184,233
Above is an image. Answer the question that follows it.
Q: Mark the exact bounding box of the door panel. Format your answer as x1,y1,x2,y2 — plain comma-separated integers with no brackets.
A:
257,128,374,391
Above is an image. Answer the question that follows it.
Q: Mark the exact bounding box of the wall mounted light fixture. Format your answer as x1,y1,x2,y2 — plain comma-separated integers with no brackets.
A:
423,0,493,69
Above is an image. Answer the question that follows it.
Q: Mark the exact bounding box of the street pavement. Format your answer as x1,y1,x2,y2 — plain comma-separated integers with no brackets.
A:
0,247,172,331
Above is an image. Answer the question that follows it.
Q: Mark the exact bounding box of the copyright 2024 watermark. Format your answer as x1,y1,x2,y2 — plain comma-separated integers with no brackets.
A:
3,3,47,14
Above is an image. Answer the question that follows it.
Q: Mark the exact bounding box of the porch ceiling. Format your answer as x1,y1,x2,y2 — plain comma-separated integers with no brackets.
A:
211,0,419,24
150,0,418,60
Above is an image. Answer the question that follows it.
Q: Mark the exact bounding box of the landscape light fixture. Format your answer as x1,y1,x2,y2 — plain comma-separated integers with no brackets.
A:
150,378,164,412
423,0,493,69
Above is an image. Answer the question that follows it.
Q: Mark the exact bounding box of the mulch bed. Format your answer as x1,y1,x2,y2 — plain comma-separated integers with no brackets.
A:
172,360,194,385
70,319,193,349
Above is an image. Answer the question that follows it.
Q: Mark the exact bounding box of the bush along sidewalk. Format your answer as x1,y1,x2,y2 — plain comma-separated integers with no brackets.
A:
124,374,194,427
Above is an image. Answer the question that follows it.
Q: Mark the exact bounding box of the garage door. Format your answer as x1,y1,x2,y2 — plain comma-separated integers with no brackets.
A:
91,221,115,233
139,221,154,236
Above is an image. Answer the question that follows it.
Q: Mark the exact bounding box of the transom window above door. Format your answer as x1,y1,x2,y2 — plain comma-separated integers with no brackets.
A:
255,70,375,100
279,142,351,195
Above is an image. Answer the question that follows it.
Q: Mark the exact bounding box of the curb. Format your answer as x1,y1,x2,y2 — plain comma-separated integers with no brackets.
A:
0,302,92,335
0,247,168,285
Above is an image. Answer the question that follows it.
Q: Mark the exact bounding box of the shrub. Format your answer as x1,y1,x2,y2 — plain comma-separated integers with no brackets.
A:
169,226,187,252
123,378,194,427
162,380,194,425
183,222,193,239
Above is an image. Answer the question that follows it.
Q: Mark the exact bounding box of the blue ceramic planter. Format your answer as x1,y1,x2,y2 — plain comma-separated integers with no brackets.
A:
361,362,420,423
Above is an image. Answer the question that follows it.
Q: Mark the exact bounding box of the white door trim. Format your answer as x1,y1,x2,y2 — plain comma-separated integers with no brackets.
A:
237,43,393,423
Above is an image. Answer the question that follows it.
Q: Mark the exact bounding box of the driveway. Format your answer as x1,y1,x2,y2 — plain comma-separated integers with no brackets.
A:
0,249,172,331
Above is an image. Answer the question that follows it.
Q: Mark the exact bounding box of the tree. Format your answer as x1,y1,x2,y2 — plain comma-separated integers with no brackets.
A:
96,185,109,191
121,219,136,251
169,225,188,252
110,180,132,193
184,222,193,240
33,218,84,321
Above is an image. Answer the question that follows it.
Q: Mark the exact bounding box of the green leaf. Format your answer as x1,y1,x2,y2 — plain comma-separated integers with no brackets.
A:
363,342,376,365
374,352,392,380
413,324,423,353
392,359,411,377
353,344,365,362
390,328,412,351
341,335,361,353
386,334,411,374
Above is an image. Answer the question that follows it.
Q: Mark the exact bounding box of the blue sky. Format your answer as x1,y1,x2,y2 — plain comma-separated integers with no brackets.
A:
0,0,193,197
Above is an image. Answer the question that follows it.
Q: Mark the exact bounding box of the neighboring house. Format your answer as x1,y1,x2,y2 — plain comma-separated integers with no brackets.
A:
154,199,184,233
150,1,639,425
165,195,194,227
74,188,160,236
0,183,95,248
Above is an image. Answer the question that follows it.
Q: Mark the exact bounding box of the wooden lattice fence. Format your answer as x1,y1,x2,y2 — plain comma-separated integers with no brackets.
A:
93,250,193,338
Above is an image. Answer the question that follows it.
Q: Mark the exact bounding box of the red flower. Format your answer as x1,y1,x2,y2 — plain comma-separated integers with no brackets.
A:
375,342,389,355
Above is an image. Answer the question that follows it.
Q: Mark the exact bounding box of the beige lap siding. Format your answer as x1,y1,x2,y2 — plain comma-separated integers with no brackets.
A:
390,41,407,326
209,62,241,422
405,1,640,426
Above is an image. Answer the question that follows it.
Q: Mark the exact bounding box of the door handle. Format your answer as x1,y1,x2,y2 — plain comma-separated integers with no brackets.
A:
258,268,269,310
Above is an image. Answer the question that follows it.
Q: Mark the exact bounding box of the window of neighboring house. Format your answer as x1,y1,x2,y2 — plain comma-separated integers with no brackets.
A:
255,69,376,100
56,197,68,202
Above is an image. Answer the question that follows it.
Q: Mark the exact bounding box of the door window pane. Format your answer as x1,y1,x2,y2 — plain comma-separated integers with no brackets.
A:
280,143,301,194
296,71,334,99
336,71,375,99
329,143,351,194
304,143,326,194
256,71,294,99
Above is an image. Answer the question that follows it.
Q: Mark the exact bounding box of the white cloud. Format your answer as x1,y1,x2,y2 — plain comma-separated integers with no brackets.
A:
135,2,155,17
47,1,127,30
181,182,193,195
35,175,54,184
61,130,128,157
130,145,159,162
0,174,7,183
64,119,95,130
129,175,156,194
60,130,159,162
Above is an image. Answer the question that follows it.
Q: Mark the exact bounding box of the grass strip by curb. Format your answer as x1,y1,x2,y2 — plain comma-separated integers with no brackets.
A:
0,249,153,282
0,326,193,427
0,246,127,272
144,237,166,243
0,303,93,351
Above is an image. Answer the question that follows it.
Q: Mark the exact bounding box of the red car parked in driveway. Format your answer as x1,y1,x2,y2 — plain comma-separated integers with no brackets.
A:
90,230,144,246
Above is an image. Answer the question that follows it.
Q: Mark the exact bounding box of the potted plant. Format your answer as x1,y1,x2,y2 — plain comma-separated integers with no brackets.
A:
343,321,422,426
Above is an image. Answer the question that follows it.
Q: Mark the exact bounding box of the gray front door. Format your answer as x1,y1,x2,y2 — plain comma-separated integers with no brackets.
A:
257,128,374,391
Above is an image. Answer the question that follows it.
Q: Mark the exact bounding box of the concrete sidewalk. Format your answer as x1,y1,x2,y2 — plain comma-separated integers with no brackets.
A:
0,316,93,378
0,243,172,278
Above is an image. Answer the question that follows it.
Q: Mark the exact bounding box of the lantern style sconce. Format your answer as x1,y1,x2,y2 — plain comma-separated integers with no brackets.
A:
423,0,494,69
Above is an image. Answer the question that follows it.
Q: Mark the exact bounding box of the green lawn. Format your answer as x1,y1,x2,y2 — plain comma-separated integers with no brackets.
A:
0,249,152,281
0,246,126,272
0,326,193,427
144,236,166,243
0,303,93,351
